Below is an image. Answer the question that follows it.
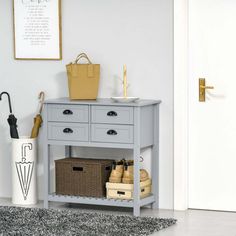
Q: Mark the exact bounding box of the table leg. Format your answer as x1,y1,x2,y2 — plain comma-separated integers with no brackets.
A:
133,146,141,216
65,146,72,158
133,107,141,216
151,104,159,209
43,144,50,208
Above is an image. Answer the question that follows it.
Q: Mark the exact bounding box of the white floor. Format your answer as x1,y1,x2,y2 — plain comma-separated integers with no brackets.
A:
1,198,236,236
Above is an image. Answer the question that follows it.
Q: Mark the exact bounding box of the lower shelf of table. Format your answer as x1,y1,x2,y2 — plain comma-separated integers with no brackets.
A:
48,193,156,208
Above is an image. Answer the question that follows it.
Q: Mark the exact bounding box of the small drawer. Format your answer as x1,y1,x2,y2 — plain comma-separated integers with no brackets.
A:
91,124,133,144
48,105,88,123
106,179,152,200
48,122,89,141
91,106,133,124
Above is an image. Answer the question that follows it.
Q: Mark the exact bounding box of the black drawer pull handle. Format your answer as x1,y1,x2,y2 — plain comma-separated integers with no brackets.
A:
107,111,117,117
117,191,125,195
73,167,83,172
63,128,73,134
107,130,117,135
141,188,145,193
63,109,73,115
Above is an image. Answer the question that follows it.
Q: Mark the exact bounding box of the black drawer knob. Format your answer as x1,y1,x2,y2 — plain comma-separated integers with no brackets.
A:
63,128,73,134
107,130,117,135
63,109,73,115
107,111,117,117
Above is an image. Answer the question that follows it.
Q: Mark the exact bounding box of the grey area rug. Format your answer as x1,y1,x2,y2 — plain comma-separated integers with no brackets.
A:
0,206,176,236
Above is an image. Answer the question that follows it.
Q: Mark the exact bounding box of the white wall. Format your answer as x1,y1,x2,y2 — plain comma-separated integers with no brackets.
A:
0,0,173,209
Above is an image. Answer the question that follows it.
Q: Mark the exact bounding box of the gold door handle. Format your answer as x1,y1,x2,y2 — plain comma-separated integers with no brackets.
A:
200,85,214,90
199,78,214,102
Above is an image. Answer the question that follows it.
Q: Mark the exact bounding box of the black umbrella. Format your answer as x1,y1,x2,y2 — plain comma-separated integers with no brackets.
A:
0,92,19,139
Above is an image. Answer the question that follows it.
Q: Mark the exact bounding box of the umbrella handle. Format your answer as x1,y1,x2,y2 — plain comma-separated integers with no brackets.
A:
38,91,45,114
0,92,12,113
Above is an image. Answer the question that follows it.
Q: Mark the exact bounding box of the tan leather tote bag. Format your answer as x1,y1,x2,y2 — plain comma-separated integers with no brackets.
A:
66,53,100,100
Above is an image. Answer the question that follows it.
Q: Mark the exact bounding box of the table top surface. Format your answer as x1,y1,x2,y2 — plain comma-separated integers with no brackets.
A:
44,97,161,107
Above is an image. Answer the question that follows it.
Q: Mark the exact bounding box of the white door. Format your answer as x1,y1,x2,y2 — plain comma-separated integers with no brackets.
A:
188,0,236,211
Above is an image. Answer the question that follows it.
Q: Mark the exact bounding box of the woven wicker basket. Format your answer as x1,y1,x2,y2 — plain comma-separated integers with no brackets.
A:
55,158,113,197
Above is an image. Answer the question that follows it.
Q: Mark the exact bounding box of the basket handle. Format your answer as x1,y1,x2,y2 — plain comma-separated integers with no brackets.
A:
74,53,92,64
73,167,83,172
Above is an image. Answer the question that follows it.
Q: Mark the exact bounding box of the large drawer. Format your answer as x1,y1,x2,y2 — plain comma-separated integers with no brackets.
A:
48,104,89,123
91,106,133,124
48,122,89,141
91,124,133,144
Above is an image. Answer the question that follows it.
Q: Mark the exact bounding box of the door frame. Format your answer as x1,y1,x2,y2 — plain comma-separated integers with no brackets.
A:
174,0,189,210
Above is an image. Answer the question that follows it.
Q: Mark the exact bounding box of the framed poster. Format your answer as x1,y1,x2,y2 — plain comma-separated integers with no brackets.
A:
13,0,62,60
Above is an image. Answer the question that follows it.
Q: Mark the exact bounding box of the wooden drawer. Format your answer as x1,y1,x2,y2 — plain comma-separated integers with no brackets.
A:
91,106,133,124
106,179,152,200
48,122,89,141
91,124,133,144
48,104,89,123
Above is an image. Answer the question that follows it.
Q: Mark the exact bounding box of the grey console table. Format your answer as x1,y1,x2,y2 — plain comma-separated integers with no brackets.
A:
43,97,161,216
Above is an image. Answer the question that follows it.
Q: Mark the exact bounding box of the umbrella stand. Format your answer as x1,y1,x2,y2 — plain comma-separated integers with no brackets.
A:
30,91,45,138
0,92,19,139
12,137,37,205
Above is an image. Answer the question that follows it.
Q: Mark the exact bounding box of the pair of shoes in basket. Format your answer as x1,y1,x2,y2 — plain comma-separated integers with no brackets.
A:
109,159,149,184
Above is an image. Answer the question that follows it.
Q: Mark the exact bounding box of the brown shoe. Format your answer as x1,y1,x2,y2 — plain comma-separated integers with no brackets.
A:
122,161,149,184
140,169,149,182
109,160,125,183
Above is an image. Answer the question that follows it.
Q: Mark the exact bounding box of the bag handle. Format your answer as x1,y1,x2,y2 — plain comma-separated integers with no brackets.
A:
74,53,92,64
